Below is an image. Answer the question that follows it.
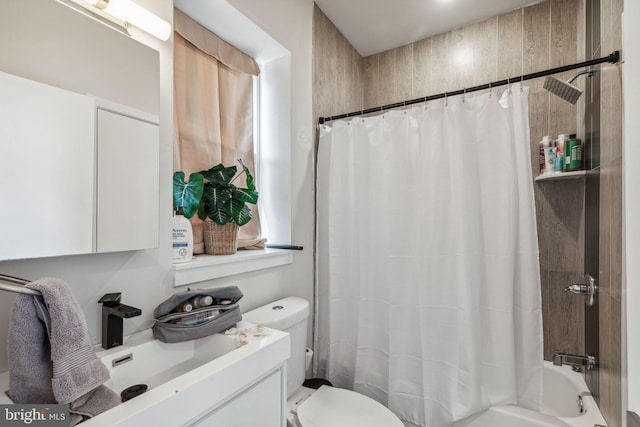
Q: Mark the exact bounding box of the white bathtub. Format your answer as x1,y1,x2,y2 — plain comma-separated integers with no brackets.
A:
453,362,607,427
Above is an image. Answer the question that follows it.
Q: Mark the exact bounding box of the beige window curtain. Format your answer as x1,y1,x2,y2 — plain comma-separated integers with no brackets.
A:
173,9,265,252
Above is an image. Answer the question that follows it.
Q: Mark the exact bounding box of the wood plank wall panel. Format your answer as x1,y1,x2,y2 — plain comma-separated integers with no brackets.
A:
312,6,363,121
596,0,623,422
412,38,432,99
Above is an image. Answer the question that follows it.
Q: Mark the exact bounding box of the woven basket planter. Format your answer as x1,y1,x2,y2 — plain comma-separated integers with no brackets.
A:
203,222,239,255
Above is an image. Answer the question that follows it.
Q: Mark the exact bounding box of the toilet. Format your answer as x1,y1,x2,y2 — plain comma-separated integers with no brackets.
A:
243,297,404,427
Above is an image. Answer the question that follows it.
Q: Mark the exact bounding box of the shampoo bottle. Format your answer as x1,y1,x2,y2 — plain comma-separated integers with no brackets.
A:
542,136,556,175
172,207,193,264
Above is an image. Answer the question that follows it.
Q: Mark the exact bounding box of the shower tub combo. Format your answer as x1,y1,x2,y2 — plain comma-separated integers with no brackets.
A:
453,362,607,427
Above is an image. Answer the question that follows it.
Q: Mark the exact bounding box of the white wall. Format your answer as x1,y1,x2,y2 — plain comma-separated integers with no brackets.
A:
623,0,640,414
0,0,315,371
186,0,316,343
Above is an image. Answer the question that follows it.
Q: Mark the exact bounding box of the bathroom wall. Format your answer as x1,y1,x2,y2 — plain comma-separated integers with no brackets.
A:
592,0,624,423
312,7,364,124
313,0,586,363
0,0,316,372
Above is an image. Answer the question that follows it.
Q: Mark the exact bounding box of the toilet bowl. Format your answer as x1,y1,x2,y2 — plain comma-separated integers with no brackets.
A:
243,297,403,427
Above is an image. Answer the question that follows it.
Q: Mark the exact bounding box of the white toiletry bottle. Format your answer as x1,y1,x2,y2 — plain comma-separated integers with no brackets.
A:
172,207,193,264
543,137,556,175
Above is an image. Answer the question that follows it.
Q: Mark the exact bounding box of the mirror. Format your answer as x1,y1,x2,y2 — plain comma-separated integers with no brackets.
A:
0,0,160,260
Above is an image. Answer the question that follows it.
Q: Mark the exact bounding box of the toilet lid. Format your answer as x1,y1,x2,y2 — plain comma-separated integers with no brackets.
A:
296,385,403,427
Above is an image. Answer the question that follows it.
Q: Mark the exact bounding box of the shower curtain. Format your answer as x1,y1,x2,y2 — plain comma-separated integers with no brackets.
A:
315,85,543,427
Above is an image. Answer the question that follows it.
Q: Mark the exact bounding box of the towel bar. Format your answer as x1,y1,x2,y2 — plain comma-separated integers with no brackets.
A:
0,274,41,296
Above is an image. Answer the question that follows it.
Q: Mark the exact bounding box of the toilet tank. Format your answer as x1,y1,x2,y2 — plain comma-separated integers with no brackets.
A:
243,297,309,398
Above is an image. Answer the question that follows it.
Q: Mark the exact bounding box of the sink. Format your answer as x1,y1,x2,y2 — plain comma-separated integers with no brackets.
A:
85,324,290,426
97,328,240,395
1,323,290,426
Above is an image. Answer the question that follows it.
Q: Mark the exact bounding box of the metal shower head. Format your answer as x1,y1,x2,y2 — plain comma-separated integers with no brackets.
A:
543,69,593,104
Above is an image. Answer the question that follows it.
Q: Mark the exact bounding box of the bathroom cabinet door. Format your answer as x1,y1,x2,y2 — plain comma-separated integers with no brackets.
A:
0,70,160,260
0,71,95,260
96,107,159,253
191,369,284,427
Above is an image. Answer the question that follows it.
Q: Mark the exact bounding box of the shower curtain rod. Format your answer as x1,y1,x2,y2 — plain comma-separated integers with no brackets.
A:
318,50,620,125
0,274,41,296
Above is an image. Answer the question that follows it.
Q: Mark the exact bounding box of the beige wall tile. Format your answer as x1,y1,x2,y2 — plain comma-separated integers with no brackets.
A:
524,1,550,92
600,13,623,163
604,158,623,301
551,0,579,67
345,43,364,113
541,270,585,360
449,26,475,90
377,49,396,106
612,0,623,21
597,7,623,421
599,294,622,427
412,38,432,99
600,64,622,164
601,0,612,33
498,9,524,80
472,18,498,88
335,33,347,114
529,91,551,154
577,0,586,62
363,54,379,110
431,31,452,94
549,75,579,137
537,181,584,273
394,44,414,103
312,5,339,119
599,160,612,287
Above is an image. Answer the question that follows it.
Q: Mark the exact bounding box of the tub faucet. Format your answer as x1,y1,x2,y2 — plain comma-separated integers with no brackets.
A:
98,293,142,349
552,351,597,371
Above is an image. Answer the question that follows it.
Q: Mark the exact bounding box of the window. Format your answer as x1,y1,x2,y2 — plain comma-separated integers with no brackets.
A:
172,4,293,285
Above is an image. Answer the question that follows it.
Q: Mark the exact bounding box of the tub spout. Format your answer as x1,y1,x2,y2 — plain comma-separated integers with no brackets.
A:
552,351,597,371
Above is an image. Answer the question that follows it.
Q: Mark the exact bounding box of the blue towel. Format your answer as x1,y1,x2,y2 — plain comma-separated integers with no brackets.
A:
8,278,119,423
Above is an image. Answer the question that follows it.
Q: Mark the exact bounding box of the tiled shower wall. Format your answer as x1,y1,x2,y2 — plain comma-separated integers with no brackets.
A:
314,0,585,363
313,0,624,424
593,0,624,424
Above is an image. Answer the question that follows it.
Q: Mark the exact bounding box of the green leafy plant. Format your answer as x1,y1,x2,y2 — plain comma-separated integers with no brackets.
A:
173,172,204,219
172,159,258,226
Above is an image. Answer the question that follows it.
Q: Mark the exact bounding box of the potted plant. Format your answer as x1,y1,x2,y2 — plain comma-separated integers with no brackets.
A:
173,159,258,255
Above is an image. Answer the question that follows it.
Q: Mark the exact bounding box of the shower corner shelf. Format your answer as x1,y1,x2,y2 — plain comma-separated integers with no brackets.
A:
535,170,586,182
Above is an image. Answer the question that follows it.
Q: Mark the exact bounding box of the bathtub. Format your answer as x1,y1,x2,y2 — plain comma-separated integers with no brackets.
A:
453,361,607,427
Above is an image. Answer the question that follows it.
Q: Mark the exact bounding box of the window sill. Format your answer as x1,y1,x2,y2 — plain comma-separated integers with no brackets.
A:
173,248,293,287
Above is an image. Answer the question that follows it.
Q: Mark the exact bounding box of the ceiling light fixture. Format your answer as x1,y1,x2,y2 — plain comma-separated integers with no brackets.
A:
60,0,171,41
56,0,131,37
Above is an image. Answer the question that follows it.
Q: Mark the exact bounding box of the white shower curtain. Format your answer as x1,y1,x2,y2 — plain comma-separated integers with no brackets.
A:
315,85,543,427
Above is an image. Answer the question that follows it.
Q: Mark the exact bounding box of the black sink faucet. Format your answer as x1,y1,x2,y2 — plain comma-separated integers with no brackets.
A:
98,293,142,349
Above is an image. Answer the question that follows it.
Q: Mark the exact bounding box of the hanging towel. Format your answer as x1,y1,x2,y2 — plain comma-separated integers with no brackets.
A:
7,277,120,423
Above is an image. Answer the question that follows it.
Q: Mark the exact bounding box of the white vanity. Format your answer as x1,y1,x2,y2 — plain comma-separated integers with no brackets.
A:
0,327,290,427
